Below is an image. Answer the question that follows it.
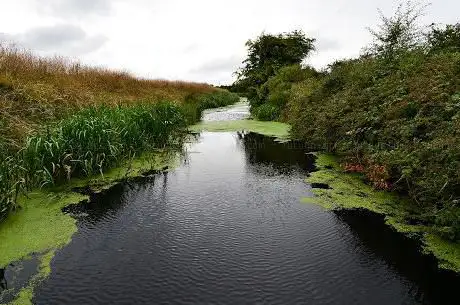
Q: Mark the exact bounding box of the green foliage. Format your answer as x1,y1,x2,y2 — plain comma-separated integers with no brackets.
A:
428,23,460,53
252,104,280,121
182,90,240,123
260,64,319,119
21,103,186,187
286,49,460,241
235,31,315,104
0,102,186,218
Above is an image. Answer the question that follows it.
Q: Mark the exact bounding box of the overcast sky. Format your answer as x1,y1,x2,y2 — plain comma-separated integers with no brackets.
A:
0,0,458,85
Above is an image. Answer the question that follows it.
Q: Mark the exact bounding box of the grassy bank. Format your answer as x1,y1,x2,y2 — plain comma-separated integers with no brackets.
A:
0,44,239,305
0,44,239,222
0,45,216,149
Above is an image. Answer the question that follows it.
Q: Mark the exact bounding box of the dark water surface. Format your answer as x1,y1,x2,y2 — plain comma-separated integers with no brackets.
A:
25,105,460,304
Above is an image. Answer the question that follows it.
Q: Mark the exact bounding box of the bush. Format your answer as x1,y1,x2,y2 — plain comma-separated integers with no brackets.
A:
252,104,280,121
285,50,460,240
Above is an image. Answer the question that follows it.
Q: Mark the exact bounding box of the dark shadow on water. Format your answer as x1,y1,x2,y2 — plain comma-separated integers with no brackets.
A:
238,132,316,173
0,268,7,291
335,209,460,305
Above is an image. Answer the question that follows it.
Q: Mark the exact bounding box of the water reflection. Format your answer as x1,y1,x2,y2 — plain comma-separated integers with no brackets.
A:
335,209,460,305
239,132,315,172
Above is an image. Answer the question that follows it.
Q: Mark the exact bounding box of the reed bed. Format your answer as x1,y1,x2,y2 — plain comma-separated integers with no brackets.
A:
0,44,239,221
0,44,216,148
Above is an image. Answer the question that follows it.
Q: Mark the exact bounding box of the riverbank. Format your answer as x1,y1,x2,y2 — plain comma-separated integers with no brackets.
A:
230,15,460,255
304,154,460,273
0,100,238,304
0,45,239,304
0,148,184,305
0,45,241,223
191,105,460,273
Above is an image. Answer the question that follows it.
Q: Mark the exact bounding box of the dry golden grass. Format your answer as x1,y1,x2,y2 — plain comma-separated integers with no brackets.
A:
0,44,217,148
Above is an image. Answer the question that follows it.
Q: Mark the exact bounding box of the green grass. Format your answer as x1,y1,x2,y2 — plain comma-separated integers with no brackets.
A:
0,102,188,220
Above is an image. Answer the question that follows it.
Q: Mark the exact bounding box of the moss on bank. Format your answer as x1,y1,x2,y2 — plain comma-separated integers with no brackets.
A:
189,120,290,139
0,149,181,305
303,153,460,273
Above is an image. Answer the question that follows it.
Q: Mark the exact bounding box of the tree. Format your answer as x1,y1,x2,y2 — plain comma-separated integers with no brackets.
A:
428,23,460,53
367,1,427,59
235,31,315,104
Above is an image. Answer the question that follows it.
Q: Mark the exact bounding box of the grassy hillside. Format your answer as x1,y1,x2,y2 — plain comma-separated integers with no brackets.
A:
0,45,239,221
0,45,218,149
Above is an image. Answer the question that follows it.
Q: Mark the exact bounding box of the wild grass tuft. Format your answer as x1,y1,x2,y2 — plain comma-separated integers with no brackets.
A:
0,102,188,218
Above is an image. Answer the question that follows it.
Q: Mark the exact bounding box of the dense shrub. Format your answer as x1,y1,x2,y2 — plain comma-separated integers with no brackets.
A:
285,50,460,241
252,104,280,121
231,3,460,240
255,65,319,120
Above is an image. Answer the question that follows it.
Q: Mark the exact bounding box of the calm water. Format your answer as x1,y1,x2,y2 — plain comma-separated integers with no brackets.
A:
2,103,459,305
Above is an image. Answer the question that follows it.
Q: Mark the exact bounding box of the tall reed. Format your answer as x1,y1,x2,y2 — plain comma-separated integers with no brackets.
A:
0,102,187,219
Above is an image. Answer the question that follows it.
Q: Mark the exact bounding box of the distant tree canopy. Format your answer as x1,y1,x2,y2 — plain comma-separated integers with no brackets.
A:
428,23,460,53
235,30,315,103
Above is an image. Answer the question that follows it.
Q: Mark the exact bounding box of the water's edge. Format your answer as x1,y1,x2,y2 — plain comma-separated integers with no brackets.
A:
1,102,459,305
304,153,460,273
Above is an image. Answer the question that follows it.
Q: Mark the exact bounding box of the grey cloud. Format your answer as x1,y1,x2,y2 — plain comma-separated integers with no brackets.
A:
20,24,86,49
39,0,111,17
190,56,242,75
316,37,341,52
5,24,107,56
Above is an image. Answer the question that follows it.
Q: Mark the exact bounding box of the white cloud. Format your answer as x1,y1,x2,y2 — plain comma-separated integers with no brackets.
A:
37,0,112,17
0,0,458,84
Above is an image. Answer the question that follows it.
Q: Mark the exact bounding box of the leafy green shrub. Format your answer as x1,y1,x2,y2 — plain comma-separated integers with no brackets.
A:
285,50,460,240
252,104,280,121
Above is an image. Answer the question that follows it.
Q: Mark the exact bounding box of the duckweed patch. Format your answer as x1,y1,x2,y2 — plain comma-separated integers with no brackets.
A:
0,149,182,305
303,153,460,273
189,120,290,139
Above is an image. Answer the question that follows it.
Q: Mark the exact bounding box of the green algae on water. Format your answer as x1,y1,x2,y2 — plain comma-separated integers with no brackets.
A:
0,148,183,304
0,192,85,268
189,120,291,139
303,153,460,273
